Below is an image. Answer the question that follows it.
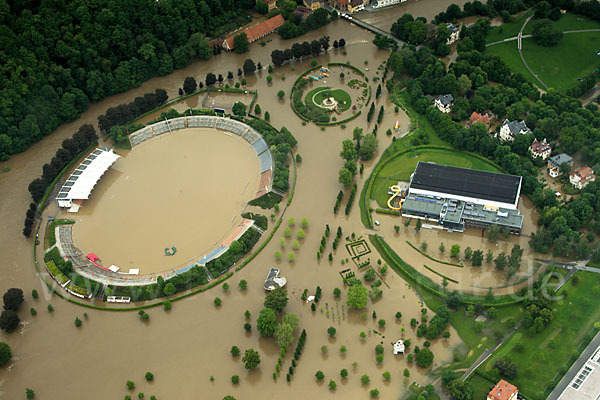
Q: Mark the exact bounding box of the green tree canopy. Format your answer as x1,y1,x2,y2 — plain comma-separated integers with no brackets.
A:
275,323,294,347
242,348,261,369
0,342,11,366
232,102,247,117
257,307,278,336
264,288,288,313
234,33,250,54
347,284,368,309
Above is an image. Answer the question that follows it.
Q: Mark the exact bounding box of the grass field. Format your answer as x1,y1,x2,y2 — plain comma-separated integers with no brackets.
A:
522,33,600,91
305,87,352,112
475,270,600,399
370,148,501,208
467,373,496,398
486,12,600,91
486,10,532,44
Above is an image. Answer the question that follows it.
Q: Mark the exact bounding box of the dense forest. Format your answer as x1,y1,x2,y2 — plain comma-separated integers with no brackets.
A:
0,0,256,160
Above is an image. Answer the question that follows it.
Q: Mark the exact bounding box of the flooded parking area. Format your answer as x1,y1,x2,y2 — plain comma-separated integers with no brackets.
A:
69,128,260,275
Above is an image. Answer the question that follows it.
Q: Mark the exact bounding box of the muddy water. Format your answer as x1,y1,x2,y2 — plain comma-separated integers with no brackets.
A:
357,0,471,30
0,2,497,398
373,197,541,296
69,129,259,274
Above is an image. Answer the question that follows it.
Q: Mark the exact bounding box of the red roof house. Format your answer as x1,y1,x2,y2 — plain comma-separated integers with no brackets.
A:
570,166,596,190
224,14,285,51
487,380,518,400
469,111,490,126
529,138,551,160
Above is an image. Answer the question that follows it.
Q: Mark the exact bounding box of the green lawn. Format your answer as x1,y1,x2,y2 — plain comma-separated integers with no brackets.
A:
370,148,501,208
305,87,352,112
486,12,600,91
475,270,600,399
523,12,600,35
485,41,540,85
522,33,600,91
467,373,496,399
486,10,532,44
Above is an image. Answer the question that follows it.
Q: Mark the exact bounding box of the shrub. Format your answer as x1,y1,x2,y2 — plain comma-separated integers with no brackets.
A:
376,354,384,363
321,345,328,354
361,374,370,385
277,90,285,99
328,326,336,337
0,342,11,366
163,300,171,311
231,375,240,384
378,319,386,327
415,348,434,368
47,304,54,312
244,322,251,332
74,317,82,327
360,331,367,339
382,371,391,380
315,370,325,380
239,280,247,290
127,381,135,390
145,372,154,381
26,389,35,399
222,283,230,291
296,229,305,239
214,297,222,306
333,288,341,298
395,312,402,319
370,389,379,398
328,380,337,390
231,346,240,356
31,289,38,299
340,368,348,379
30,307,37,316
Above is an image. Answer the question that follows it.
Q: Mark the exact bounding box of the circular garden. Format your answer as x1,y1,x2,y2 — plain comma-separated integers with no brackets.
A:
291,63,370,125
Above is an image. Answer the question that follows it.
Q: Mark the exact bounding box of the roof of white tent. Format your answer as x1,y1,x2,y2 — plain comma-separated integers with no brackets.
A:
56,148,120,201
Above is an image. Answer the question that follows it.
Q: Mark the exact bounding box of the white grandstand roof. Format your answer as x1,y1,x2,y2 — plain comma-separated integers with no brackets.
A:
56,148,120,202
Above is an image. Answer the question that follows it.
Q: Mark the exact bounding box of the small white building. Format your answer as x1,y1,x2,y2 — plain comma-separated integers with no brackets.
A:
498,119,531,142
371,0,406,9
570,166,596,190
446,23,460,44
393,339,405,355
529,138,551,160
434,94,454,113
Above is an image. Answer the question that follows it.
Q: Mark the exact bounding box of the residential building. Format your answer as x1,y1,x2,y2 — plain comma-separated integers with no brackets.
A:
547,153,573,178
529,138,551,160
347,0,365,13
557,346,600,400
434,94,454,113
446,23,460,44
303,0,323,10
292,6,312,20
401,162,524,234
266,0,277,11
223,14,285,51
469,111,490,127
487,380,518,400
570,166,596,189
498,119,531,142
331,0,348,11
371,0,407,9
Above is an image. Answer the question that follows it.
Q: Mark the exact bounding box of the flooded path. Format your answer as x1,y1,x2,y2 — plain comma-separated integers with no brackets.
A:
0,1,520,398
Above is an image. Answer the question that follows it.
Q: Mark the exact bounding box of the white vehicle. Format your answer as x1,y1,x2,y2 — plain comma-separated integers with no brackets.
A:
374,220,380,226
554,191,561,197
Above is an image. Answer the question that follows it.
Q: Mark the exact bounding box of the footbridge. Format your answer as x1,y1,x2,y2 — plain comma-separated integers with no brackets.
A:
339,13,404,47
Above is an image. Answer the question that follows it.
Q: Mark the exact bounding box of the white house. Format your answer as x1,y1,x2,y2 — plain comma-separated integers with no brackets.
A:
434,94,454,113
570,166,596,189
393,339,405,355
498,119,531,142
529,138,551,160
371,0,407,9
446,23,460,44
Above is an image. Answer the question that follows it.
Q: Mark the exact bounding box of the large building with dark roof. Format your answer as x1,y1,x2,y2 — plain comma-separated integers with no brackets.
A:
401,162,523,234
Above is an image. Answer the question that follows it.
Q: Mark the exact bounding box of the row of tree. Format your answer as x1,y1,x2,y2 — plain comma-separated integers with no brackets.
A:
97,89,168,135
277,8,335,40
26,124,98,224
271,36,333,67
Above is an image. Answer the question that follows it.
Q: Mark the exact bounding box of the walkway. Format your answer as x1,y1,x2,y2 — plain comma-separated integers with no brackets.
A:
486,21,600,91
461,321,522,380
546,330,600,400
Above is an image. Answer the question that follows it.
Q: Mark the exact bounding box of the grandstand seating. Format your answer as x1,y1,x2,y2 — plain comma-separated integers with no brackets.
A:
252,138,268,155
169,118,185,130
258,151,273,173
152,121,170,135
187,116,216,128
129,127,153,146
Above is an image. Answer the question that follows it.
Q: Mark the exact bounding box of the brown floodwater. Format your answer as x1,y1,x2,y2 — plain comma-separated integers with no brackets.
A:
68,128,259,275
0,2,520,398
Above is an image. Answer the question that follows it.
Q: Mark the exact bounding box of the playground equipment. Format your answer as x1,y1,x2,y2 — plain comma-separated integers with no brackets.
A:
320,67,330,72
164,246,177,256
387,185,405,211
394,121,400,131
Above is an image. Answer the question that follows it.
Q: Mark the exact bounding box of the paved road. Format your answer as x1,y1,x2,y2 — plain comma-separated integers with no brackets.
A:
461,321,522,381
546,330,600,400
